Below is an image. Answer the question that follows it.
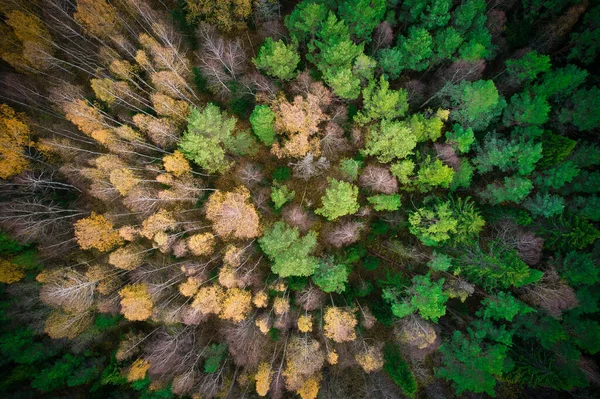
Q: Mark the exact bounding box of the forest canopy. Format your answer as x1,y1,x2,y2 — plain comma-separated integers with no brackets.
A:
0,0,599,398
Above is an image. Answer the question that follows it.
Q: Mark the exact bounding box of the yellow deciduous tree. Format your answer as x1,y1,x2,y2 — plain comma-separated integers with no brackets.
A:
179,277,202,297
255,362,272,396
163,150,191,177
44,310,93,339
253,291,268,308
323,307,357,343
205,186,260,239
187,232,215,256
141,209,176,240
185,0,252,32
108,243,145,270
119,283,153,321
219,288,252,322
355,345,384,373
0,104,31,179
109,168,140,196
74,0,119,39
127,358,150,381
297,374,322,399
297,314,313,333
74,212,124,252
191,284,225,315
0,259,25,284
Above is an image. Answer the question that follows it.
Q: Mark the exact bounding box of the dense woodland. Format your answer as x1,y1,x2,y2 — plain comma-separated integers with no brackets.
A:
0,0,599,398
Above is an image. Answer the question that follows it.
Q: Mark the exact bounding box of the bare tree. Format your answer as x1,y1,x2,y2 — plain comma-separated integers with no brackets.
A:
434,143,460,170
359,165,398,194
521,268,578,318
290,152,330,180
196,23,248,99
371,21,393,53
326,221,363,248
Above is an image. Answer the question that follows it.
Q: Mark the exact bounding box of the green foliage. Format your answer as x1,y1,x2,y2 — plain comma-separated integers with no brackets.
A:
566,170,600,194
204,343,227,373
363,119,417,163
407,112,445,143
478,291,534,322
354,76,408,125
505,51,551,83
533,64,588,98
503,91,550,126
324,67,361,100
445,124,475,153
443,80,506,131
285,0,328,42
312,256,349,293
383,274,448,322
434,27,463,60
482,176,533,205
450,158,474,191
535,161,580,190
539,213,600,252
0,328,53,365
368,194,402,211
31,354,100,392
259,221,319,277
409,197,484,246
383,343,417,398
338,158,362,181
0,232,26,256
570,142,600,169
436,329,508,396
271,184,295,209
455,241,543,289
249,105,276,146
225,130,259,156
315,179,359,220
474,133,542,176
338,0,386,42
253,38,300,80
538,131,577,169
559,250,599,286
390,159,416,185
569,195,600,221
379,27,433,78
568,5,600,65
523,192,564,218
428,251,452,272
452,0,486,32
561,86,600,131
409,200,458,246
415,157,454,191
179,104,237,173
272,166,291,182
94,314,122,331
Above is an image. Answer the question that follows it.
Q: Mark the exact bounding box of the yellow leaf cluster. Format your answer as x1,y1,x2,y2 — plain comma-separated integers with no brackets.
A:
252,291,268,308
141,209,176,240
163,151,191,177
128,358,150,381
273,297,290,316
297,314,313,333
187,232,215,256
205,187,260,240
0,104,30,179
179,277,202,297
44,310,92,339
191,284,225,315
152,93,190,121
323,307,357,343
108,244,145,270
109,168,139,196
255,314,271,334
119,283,153,321
355,346,384,373
219,288,252,322
255,362,272,397
327,350,338,365
0,259,25,284
74,0,119,39
296,374,322,399
74,212,124,252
